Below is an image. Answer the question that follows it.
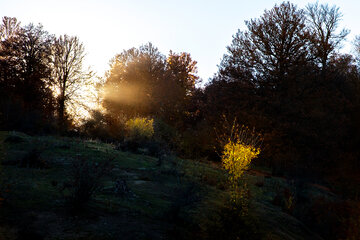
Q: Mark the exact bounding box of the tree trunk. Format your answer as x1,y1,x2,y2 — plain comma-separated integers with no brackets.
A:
58,95,66,131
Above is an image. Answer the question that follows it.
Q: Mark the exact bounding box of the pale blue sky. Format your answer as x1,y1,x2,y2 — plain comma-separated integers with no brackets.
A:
1,0,359,82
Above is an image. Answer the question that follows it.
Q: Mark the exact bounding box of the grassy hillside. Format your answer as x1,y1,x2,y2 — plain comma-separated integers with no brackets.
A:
0,132,332,239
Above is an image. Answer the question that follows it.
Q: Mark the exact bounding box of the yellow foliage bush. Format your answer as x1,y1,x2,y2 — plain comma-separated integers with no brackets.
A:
219,122,261,214
125,117,154,141
221,139,260,214
222,141,260,183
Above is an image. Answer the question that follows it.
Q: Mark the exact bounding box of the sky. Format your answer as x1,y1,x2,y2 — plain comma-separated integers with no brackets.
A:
1,0,359,82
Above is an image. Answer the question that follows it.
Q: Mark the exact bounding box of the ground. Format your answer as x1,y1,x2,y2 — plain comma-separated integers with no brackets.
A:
0,131,331,239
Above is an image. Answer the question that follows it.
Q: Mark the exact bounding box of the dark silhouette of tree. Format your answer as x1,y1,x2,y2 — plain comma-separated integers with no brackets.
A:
0,17,55,132
18,23,54,111
51,34,93,129
166,51,199,97
0,17,21,93
159,51,200,126
354,36,360,67
213,2,314,146
201,2,360,182
306,2,349,74
219,1,310,91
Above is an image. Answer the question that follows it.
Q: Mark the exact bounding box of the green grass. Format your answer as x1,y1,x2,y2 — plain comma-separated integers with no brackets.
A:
0,131,333,239
0,132,215,239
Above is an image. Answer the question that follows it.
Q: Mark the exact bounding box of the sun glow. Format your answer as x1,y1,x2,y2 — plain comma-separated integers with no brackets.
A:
50,77,102,125
68,83,103,124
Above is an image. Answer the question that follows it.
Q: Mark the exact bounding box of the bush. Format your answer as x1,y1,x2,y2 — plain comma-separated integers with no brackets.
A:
0,136,14,206
0,137,5,205
153,119,178,148
217,120,262,217
0,137,4,165
203,200,262,240
118,139,140,153
178,121,216,159
299,198,360,240
220,122,261,205
60,156,114,212
222,142,260,183
20,148,49,169
81,110,126,142
0,98,57,135
113,178,130,197
4,135,26,144
272,187,296,214
117,117,156,154
126,117,154,142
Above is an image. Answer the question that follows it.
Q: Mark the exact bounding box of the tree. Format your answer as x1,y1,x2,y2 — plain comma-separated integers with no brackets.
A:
306,2,349,74
51,34,93,128
219,1,310,91
166,51,199,97
0,17,22,93
102,42,166,118
18,23,54,111
354,36,360,67
1,22,54,110
102,43,201,132
0,18,56,132
213,1,313,140
102,43,200,124
160,51,200,126
0,16,20,41
203,1,360,179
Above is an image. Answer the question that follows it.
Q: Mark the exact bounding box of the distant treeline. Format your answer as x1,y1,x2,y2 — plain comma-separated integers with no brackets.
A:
1,2,360,197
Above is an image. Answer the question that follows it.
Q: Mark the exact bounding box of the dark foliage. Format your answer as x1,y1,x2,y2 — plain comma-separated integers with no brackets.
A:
113,177,130,198
165,182,202,240
2,147,49,169
2,3,360,238
19,148,48,169
102,43,200,133
117,139,140,153
203,202,262,240
200,2,360,188
4,135,25,144
60,156,114,212
292,197,360,240
0,17,57,134
81,110,125,142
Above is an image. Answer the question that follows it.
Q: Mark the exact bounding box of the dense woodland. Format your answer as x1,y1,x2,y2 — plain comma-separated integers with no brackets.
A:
1,1,360,239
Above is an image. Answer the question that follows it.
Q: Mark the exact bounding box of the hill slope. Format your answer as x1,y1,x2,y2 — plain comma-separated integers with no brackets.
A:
0,131,325,239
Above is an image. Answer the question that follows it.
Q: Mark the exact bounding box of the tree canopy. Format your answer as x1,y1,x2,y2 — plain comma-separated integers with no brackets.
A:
102,43,199,126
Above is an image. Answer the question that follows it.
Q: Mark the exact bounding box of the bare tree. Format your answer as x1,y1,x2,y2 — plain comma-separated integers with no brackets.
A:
51,35,93,127
306,2,349,73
